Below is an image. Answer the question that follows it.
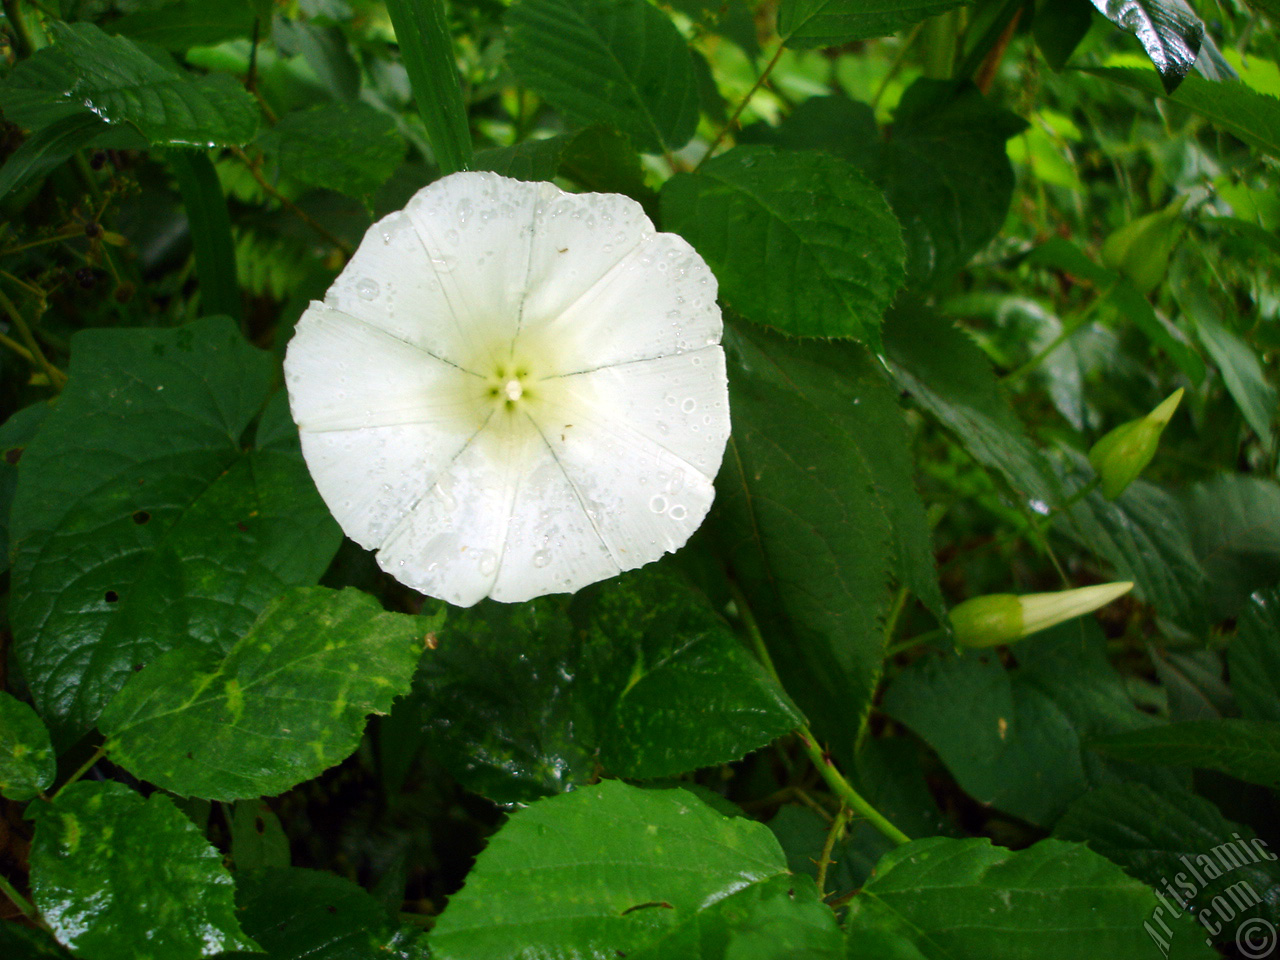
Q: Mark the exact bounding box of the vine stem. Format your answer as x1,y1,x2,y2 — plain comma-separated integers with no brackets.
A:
52,743,108,801
728,580,912,847
2,0,36,59
815,804,850,897
0,872,41,926
695,43,786,171
0,285,66,390
232,148,353,257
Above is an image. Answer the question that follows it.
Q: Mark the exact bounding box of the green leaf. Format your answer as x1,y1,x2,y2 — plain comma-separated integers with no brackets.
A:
0,22,259,147
1055,782,1280,929
865,80,1026,287
168,150,241,322
0,401,48,575
506,0,699,155
883,622,1180,827
385,0,472,173
1230,588,1280,724
414,597,594,804
10,317,341,744
0,692,55,801
229,800,291,870
474,126,652,208
224,867,428,959
1033,0,1094,71
1194,314,1277,445
99,586,428,800
662,146,904,343
843,836,1216,959
1090,719,1280,788
1183,478,1280,619
428,780,790,960
779,0,970,48
1089,69,1280,158
267,102,404,199
30,781,258,960
0,923,72,960
883,300,1066,510
576,565,805,778
628,874,845,959
1060,475,1211,635
0,113,108,203
1086,0,1203,93
710,322,897,760
414,566,802,803
110,0,258,51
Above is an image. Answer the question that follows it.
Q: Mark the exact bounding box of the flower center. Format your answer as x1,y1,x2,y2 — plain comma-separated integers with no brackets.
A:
504,379,524,402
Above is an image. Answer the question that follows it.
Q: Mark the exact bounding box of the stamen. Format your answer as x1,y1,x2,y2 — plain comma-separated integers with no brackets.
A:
504,379,524,401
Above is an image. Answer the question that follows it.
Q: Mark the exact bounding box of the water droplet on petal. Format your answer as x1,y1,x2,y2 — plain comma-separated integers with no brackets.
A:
669,505,687,520
681,398,697,413
477,550,498,575
649,495,668,514
533,549,551,568
356,278,379,300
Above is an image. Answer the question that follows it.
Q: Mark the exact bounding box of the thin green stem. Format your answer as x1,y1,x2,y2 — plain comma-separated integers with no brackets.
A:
53,743,108,800
0,872,41,925
2,0,36,59
728,580,911,847
1002,283,1115,384
695,43,785,171
871,22,925,112
0,285,65,390
815,804,850,897
0,330,34,364
884,627,947,660
233,148,353,256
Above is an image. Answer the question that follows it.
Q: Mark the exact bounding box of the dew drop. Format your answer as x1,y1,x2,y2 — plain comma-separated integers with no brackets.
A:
649,495,668,514
681,397,697,413
669,504,687,520
477,550,498,575
445,229,460,245
356,278,379,300
533,549,551,568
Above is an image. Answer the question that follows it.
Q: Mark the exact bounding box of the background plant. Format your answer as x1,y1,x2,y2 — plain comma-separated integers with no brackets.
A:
0,0,1278,957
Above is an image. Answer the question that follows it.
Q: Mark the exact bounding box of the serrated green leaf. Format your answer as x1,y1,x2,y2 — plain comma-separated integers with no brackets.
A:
628,874,844,959
0,692,54,802
883,300,1066,510
229,800,291,870
221,867,429,960
100,586,427,800
413,596,594,804
1231,588,1280,724
110,0,258,51
268,102,404,199
10,317,341,745
1060,474,1211,635
883,621,1180,827
0,113,108,203
414,565,802,803
429,781,790,960
1183,479,1280,620
1091,719,1280,788
0,22,259,147
1087,0,1203,92
474,126,652,208
710,322,898,761
868,81,1025,287
506,0,699,155
843,836,1216,959
30,781,258,960
1089,68,1280,157
576,565,804,778
1055,782,1280,929
779,0,970,48
662,146,903,343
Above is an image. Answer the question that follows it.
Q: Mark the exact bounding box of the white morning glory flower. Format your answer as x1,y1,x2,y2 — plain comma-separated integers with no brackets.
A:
284,172,730,607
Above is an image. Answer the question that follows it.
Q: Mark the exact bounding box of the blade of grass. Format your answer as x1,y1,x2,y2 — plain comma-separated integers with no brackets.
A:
384,0,472,174
168,150,242,323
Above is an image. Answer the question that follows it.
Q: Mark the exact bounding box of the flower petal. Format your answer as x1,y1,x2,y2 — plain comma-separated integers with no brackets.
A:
521,230,722,375
403,172,553,369
543,346,730,478
322,208,470,368
529,389,718,570
285,303,482,434
373,419,537,607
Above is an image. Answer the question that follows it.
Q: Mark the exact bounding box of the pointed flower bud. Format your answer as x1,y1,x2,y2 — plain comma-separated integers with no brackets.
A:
951,581,1134,648
1088,388,1183,500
